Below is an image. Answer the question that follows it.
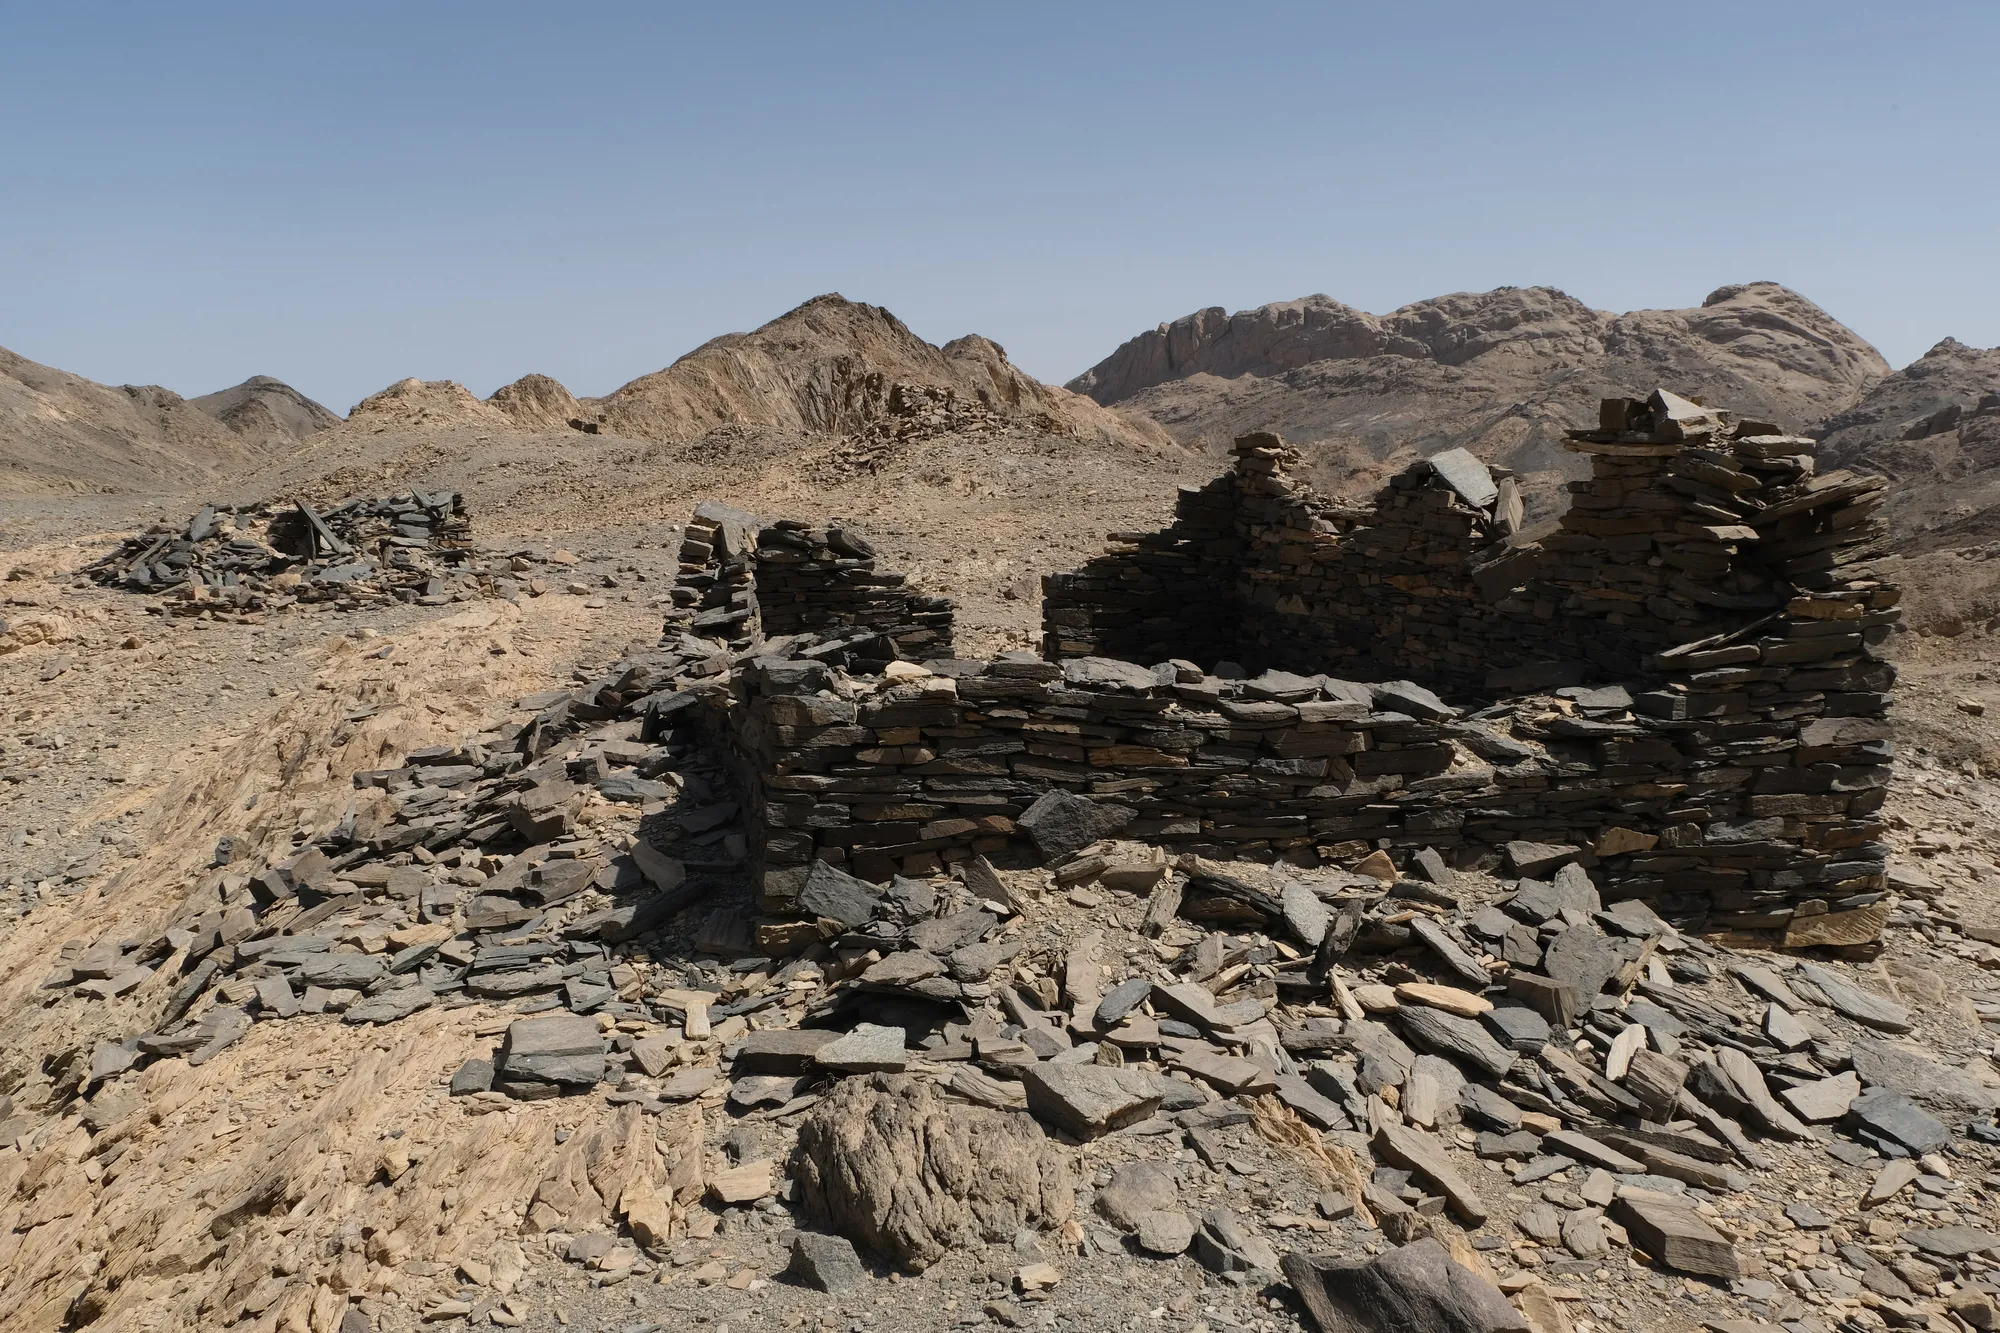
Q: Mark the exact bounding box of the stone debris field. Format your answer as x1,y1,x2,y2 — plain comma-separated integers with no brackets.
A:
8,392,2000,1333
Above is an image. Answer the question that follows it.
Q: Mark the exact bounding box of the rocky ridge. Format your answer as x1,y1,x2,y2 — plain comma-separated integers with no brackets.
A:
1069,284,1891,515
1815,340,2000,550
593,294,1173,456
0,344,296,496
189,375,342,448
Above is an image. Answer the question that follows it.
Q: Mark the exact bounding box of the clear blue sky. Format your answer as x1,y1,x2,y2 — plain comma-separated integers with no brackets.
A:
4,2,1996,414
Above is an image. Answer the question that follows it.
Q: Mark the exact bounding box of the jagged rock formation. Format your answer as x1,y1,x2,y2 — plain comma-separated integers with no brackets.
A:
188,375,340,448
347,376,513,431
489,372,595,433
596,294,1170,449
1815,339,2000,549
1069,283,1889,511
0,344,281,495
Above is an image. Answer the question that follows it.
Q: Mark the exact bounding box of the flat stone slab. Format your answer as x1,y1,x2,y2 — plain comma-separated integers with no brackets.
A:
1484,1003,1551,1054
1396,1005,1515,1079
1282,1238,1526,1333
656,1066,718,1101
1728,963,1805,1011
1797,964,1912,1033
1864,1159,1920,1205
1460,1083,1523,1132
1280,881,1331,949
1273,1074,1350,1131
1374,1121,1488,1225
499,1013,605,1087
1906,1226,2000,1258
1408,918,1491,989
340,985,434,1025
1613,1192,1742,1279
1540,923,1622,1001
299,953,386,987
1542,1131,1643,1174
1717,1047,1813,1140
1427,447,1499,509
813,1024,909,1074
799,861,883,930
1504,842,1582,878
1094,977,1152,1028
1021,1064,1164,1139
734,1028,840,1074
1780,1070,1861,1124
860,951,944,988
1850,1038,2000,1113
1846,1086,1952,1156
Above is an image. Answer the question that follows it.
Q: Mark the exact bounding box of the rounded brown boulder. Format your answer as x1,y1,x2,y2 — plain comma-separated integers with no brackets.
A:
794,1073,1075,1269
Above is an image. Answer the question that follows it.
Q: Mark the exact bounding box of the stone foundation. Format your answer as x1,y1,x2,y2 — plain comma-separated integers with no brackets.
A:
672,390,1900,944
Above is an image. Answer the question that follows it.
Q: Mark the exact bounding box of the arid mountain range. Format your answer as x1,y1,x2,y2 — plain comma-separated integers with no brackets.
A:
5,285,1998,538
1069,282,1895,503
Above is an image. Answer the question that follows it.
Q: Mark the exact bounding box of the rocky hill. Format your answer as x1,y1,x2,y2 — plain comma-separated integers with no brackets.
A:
188,375,340,449
0,345,296,496
489,372,591,432
347,377,514,432
596,294,1170,449
1814,338,2000,549
1070,282,1890,513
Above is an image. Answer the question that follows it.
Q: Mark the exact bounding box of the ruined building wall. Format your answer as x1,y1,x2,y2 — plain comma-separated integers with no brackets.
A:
667,504,955,660
710,640,1891,942
1045,398,1894,703
679,391,1898,944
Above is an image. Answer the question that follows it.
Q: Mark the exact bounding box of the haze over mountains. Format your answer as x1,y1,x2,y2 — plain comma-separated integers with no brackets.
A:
4,284,1998,545
1069,282,1896,503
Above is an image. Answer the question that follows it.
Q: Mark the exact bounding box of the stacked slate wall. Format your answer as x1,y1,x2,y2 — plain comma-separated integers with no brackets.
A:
666,505,955,660
708,644,1891,941
668,501,761,648
753,521,955,660
687,390,1899,943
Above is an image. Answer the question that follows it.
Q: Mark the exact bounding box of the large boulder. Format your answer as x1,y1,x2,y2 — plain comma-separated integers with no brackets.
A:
1016,790,1135,862
1282,1240,1529,1333
794,1074,1075,1269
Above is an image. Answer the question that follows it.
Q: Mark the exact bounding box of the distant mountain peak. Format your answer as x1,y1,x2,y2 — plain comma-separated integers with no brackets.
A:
190,375,341,447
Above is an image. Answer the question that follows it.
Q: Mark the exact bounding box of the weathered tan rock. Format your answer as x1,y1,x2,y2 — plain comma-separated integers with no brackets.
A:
1396,983,1492,1017
1782,902,1890,948
795,1074,1075,1268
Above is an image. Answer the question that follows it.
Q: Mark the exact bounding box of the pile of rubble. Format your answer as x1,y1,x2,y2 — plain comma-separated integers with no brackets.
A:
1037,402,1899,948
80,492,485,612
44,623,2000,1333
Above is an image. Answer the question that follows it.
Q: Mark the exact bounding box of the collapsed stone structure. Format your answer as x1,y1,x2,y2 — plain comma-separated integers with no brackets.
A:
78,490,518,613
668,500,955,661
674,391,1899,945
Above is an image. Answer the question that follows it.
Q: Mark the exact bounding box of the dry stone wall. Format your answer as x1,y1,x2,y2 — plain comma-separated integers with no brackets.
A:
688,390,1898,944
667,504,954,660
713,634,1891,941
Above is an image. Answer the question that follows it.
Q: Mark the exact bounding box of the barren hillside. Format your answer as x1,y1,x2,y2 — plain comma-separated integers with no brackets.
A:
189,375,341,449
0,346,308,497
1071,282,1890,515
595,294,1171,449
1816,338,2000,548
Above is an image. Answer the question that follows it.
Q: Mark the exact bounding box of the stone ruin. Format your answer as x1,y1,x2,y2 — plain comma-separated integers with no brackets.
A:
675,390,1899,947
82,490,482,612
667,500,956,663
